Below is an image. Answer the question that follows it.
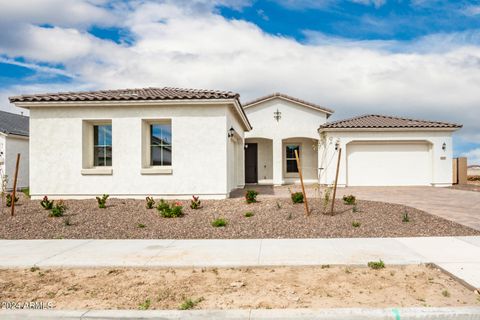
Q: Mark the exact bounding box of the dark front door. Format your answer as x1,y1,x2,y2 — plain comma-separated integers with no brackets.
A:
245,143,258,183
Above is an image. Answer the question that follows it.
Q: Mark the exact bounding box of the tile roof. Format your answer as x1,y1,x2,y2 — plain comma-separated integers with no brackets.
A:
243,92,334,115
319,114,462,130
0,110,29,137
9,87,239,103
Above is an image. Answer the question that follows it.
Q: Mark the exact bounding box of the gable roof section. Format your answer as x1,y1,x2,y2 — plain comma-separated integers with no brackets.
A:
0,110,29,137
319,114,462,130
243,93,334,116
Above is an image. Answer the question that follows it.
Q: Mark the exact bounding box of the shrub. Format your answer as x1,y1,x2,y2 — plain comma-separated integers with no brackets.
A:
291,192,304,204
342,195,356,205
402,210,410,223
137,223,146,228
22,188,30,198
352,221,361,228
322,187,332,213
367,260,385,270
157,199,183,218
40,196,54,210
212,218,227,227
96,194,109,209
5,193,19,207
50,201,66,217
190,195,201,209
138,298,151,310
179,297,204,310
245,189,258,204
442,290,450,297
145,197,155,209
352,205,358,213
244,211,254,218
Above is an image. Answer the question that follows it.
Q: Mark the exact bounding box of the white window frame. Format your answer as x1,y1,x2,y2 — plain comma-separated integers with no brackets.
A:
284,144,301,177
81,120,113,175
141,119,173,175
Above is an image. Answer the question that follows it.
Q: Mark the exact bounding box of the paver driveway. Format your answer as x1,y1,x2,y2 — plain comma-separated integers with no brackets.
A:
335,186,480,231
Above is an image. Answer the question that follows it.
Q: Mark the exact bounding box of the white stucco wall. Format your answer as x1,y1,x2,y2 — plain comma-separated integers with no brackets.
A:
29,104,244,199
244,97,328,185
2,134,29,190
226,107,245,192
319,130,454,187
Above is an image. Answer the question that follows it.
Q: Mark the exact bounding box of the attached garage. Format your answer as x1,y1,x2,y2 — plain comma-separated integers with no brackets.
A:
346,141,432,186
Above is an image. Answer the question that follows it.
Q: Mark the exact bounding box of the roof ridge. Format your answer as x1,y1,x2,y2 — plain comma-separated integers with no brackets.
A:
243,92,334,114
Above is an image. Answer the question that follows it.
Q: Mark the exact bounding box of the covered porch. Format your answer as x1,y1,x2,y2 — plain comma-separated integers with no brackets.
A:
244,137,319,185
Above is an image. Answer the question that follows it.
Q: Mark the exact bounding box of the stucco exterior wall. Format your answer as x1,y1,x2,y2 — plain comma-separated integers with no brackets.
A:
319,130,454,187
226,107,245,193
2,134,29,190
29,104,239,199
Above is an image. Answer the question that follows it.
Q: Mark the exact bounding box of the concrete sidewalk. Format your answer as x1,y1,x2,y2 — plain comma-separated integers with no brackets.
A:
1,237,480,289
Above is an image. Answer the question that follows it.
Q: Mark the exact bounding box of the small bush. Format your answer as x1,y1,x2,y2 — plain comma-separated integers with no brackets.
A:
367,260,385,270
291,192,304,204
245,189,258,204
212,218,227,227
352,221,361,228
96,194,109,209
50,201,66,217
352,205,358,213
22,188,30,198
442,290,450,297
179,297,204,310
190,195,202,209
30,266,40,272
137,223,146,228
5,193,19,207
138,298,151,310
157,200,183,218
402,210,410,223
145,197,155,209
244,211,254,217
342,195,356,205
40,196,54,210
63,217,72,226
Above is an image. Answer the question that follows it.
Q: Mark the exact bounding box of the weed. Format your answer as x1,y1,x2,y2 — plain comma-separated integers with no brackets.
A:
63,216,72,226
40,196,54,210
145,197,155,209
244,211,254,218
190,195,202,209
291,192,304,204
321,264,330,269
157,200,183,218
96,194,109,209
276,201,282,209
345,267,352,274
30,266,40,272
245,190,258,204
322,187,332,213
352,221,361,228
179,297,204,310
442,290,450,297
352,205,358,213
46,291,56,298
50,201,66,217
286,212,293,220
138,298,151,310
402,210,410,223
22,188,30,198
212,218,227,227
5,193,19,207
367,260,385,270
137,223,146,228
342,195,356,205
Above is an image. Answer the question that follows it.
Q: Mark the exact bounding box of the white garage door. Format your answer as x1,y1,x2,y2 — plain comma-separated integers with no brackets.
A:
347,142,432,186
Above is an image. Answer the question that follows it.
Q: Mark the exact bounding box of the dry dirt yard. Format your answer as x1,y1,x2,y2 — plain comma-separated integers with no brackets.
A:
1,194,479,239
1,265,479,310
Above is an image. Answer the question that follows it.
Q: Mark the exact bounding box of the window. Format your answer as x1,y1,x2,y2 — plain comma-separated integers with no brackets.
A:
150,123,172,166
93,125,112,166
286,145,300,173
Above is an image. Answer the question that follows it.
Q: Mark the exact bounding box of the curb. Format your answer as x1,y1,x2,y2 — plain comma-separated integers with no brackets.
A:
1,307,480,319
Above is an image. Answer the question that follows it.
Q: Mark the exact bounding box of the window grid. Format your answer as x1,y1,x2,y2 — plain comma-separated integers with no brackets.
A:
93,125,112,167
150,123,172,166
286,145,300,173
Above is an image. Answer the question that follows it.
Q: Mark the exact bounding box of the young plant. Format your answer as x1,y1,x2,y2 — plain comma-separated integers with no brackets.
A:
40,196,54,210
276,201,282,209
322,187,332,213
179,297,204,310
138,298,151,310
244,211,254,218
352,221,361,228
96,194,109,209
352,205,358,213
5,193,19,207
212,218,227,227
190,195,202,209
63,216,72,226
157,200,183,218
342,195,356,205
50,201,66,217
137,223,146,228
145,197,155,209
22,188,30,198
442,290,450,297
367,260,385,270
402,210,410,223
245,189,258,204
291,192,304,204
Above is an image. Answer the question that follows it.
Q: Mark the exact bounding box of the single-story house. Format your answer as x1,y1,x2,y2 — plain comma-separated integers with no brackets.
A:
0,110,29,190
9,88,462,199
468,165,480,177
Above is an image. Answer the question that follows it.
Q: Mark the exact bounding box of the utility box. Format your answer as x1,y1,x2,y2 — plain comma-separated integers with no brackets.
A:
453,157,468,184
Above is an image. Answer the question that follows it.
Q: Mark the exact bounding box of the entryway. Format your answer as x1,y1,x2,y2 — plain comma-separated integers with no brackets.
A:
245,143,258,183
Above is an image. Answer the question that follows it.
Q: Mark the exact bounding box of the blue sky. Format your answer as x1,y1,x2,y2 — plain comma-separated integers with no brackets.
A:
0,0,480,163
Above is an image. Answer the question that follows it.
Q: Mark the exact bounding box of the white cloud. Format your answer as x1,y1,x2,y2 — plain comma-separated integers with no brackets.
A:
462,148,480,166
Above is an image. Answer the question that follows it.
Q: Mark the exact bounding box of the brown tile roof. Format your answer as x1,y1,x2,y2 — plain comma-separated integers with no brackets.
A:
9,87,239,103
243,92,334,115
319,114,462,130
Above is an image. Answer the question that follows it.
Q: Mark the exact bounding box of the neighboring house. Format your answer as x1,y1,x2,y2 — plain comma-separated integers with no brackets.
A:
468,165,480,176
0,110,29,190
9,88,462,199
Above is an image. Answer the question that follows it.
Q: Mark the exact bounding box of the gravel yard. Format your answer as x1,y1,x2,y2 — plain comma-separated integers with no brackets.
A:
1,265,479,309
1,193,479,239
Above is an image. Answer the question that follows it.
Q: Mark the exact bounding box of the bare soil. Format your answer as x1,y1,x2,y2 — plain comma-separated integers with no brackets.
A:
1,265,479,309
1,194,478,239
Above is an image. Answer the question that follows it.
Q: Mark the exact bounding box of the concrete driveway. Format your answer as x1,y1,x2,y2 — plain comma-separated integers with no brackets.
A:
336,186,480,231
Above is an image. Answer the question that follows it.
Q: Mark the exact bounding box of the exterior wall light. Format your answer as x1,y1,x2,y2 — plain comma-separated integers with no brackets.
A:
335,141,340,151
442,142,446,151
228,127,235,138
274,108,282,122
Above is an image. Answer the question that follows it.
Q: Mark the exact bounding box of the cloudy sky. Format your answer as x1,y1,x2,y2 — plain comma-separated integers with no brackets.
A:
0,0,479,163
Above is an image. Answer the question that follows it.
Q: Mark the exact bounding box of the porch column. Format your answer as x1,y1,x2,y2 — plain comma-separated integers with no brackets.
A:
273,138,283,186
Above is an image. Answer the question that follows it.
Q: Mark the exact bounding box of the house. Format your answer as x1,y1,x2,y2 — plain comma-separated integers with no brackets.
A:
468,165,480,177
9,88,462,199
0,110,29,190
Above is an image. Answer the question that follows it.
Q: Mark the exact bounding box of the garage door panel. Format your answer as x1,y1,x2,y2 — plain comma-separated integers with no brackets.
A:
347,142,431,186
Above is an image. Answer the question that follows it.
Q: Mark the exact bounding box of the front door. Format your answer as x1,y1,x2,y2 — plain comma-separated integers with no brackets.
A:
245,143,258,183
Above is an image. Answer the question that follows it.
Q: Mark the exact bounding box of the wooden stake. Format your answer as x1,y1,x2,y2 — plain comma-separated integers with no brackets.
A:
330,148,341,215
11,153,20,217
294,149,309,216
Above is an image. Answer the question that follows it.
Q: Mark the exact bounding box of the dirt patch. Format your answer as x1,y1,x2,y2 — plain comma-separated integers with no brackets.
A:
1,265,479,309
1,194,479,239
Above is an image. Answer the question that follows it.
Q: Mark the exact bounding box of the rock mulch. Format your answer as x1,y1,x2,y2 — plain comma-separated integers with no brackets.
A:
1,194,479,239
